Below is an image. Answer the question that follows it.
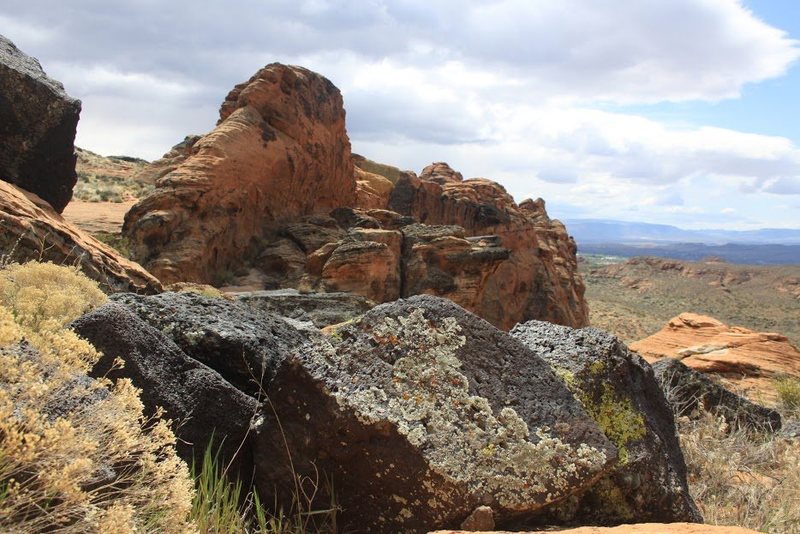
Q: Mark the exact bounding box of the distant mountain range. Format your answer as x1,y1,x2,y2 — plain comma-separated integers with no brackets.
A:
564,219,800,265
563,219,800,245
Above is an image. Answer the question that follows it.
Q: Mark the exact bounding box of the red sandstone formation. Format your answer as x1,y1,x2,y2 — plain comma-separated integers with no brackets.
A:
124,64,355,284
0,180,161,294
631,312,800,404
124,64,587,329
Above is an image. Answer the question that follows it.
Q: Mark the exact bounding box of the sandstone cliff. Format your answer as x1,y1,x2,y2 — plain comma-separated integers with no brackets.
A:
124,64,587,329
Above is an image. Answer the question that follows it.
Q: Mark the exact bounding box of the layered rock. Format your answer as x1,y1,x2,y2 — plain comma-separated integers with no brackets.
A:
630,313,800,405
252,296,616,531
124,64,355,284
0,34,81,213
0,180,161,294
124,63,587,329
388,163,588,329
511,322,700,525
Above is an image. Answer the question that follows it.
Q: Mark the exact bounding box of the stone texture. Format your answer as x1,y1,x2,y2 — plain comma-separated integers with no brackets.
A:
430,523,761,534
511,321,700,525
630,313,800,405
388,164,587,329
0,34,81,213
70,303,259,472
652,358,782,432
0,180,161,294
110,291,309,396
234,288,374,328
124,63,355,284
252,295,616,532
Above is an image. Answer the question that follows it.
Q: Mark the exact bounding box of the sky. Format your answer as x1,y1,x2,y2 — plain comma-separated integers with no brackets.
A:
2,0,800,230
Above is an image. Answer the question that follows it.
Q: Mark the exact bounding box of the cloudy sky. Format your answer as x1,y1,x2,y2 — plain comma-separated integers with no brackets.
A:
3,0,800,229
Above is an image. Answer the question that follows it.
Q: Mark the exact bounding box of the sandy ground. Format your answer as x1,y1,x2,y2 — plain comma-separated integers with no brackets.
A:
62,200,136,234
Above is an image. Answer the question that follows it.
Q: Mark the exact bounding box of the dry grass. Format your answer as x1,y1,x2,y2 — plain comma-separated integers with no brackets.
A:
679,414,800,533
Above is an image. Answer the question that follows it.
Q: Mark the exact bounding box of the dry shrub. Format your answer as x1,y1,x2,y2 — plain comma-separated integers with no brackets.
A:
680,414,800,533
776,376,800,418
0,261,195,533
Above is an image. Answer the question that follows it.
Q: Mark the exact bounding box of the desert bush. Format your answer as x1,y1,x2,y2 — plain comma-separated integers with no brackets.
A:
679,414,800,533
776,375,800,417
0,261,195,533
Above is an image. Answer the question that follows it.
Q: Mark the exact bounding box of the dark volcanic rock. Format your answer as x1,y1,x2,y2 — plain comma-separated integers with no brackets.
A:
252,295,616,533
70,303,259,471
235,288,374,328
510,321,701,525
652,358,782,433
0,34,80,212
110,291,309,396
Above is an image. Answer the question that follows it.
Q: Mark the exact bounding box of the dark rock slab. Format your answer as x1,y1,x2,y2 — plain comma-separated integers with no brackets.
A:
235,288,374,328
110,291,308,396
70,303,259,472
252,295,616,533
0,34,80,212
652,357,782,433
510,321,702,525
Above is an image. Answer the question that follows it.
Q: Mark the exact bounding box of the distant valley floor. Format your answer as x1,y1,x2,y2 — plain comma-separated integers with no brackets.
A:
581,255,800,348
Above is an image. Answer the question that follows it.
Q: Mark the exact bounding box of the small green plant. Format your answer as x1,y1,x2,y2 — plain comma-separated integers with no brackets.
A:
776,375,800,417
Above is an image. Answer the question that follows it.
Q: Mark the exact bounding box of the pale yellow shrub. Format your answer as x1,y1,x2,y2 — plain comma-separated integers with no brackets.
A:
0,261,107,333
0,261,196,533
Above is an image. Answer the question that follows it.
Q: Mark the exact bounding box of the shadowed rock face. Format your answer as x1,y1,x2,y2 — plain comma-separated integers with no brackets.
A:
0,180,161,294
252,295,616,532
124,63,355,284
0,34,81,213
70,303,259,476
511,321,701,526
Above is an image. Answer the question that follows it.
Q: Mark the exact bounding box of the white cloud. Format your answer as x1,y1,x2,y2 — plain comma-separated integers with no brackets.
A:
1,0,799,229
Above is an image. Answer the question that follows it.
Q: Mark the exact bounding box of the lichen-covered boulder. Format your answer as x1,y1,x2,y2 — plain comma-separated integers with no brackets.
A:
0,34,81,213
652,358,781,433
252,295,616,533
109,291,309,396
510,321,701,525
70,303,259,473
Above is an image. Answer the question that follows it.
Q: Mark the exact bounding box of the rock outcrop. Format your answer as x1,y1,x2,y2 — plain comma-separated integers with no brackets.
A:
652,358,782,432
252,295,616,532
125,64,587,330
235,288,374,328
0,34,80,213
124,64,355,284
387,163,587,329
630,313,800,405
0,180,161,294
511,321,700,525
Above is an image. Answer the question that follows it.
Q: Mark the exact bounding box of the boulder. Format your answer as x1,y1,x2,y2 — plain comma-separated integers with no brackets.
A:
510,321,701,524
252,295,616,532
630,313,800,405
70,302,259,472
124,64,355,284
652,358,782,432
109,291,309,396
0,180,161,294
0,34,81,213
234,288,374,328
